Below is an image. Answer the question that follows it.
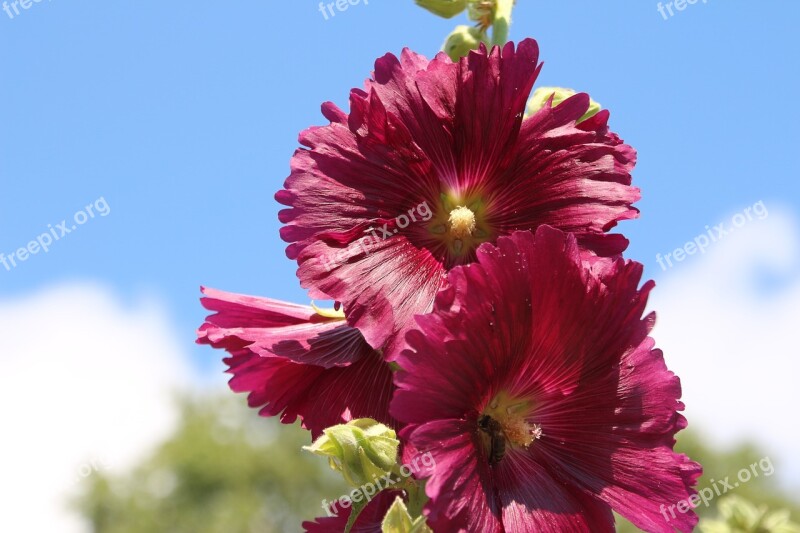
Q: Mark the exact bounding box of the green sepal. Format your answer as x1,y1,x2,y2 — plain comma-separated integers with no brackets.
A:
381,497,433,533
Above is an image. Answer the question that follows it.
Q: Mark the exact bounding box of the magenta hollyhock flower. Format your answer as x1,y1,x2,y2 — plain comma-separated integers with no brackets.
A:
390,228,700,532
197,287,395,438
303,490,404,533
277,39,639,352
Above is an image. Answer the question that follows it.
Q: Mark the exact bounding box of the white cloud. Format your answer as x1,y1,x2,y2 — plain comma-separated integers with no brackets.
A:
651,206,800,488
0,283,192,533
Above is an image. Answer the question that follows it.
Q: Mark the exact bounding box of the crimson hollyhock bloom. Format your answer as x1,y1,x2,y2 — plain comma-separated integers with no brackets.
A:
197,287,395,438
391,228,701,533
277,38,639,352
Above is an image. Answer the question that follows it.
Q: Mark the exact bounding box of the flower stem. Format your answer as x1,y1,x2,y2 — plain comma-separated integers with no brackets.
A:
403,478,428,519
491,0,515,46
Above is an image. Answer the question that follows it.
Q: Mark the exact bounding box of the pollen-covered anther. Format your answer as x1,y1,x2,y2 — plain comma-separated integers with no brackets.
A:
448,206,477,239
501,415,542,448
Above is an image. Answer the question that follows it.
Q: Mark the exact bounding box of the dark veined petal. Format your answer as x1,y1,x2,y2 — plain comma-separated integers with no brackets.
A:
402,419,502,533
293,233,446,356
488,102,640,255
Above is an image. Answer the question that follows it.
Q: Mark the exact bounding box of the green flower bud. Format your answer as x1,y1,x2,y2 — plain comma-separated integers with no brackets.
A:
381,497,433,533
304,419,399,488
443,25,488,62
415,0,468,19
525,86,602,124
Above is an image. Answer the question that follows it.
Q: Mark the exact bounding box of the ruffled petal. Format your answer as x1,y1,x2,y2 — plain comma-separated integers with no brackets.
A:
295,233,445,353
404,420,503,533
496,451,615,532
199,287,368,368
198,287,395,438
488,98,639,256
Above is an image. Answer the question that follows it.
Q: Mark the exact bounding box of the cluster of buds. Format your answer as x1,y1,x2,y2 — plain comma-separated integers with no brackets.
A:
415,0,516,60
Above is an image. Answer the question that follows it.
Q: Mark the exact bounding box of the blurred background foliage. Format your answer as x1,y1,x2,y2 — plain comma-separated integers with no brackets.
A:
75,395,799,533
73,395,348,533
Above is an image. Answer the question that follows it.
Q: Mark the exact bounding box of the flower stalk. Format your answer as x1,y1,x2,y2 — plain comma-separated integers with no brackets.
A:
490,0,514,46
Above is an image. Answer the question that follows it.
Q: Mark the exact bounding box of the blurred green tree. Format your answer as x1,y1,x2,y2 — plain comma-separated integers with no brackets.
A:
74,394,347,533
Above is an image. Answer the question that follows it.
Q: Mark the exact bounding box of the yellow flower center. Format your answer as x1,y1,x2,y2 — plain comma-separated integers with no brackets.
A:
448,206,477,239
427,194,492,261
483,391,542,448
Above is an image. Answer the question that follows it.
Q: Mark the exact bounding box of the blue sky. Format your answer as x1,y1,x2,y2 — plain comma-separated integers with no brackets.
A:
2,0,798,374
